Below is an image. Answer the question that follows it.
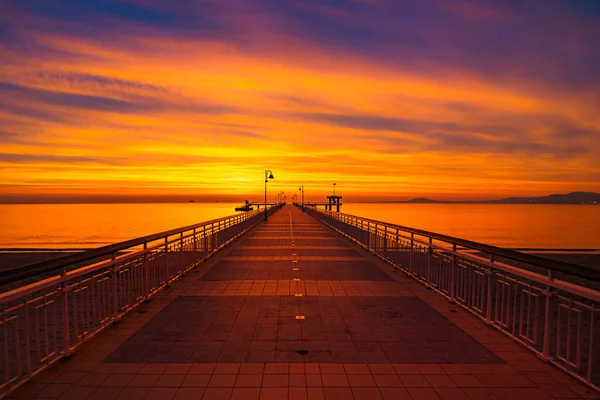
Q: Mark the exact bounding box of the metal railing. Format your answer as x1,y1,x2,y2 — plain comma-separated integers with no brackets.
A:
303,206,600,391
0,205,282,396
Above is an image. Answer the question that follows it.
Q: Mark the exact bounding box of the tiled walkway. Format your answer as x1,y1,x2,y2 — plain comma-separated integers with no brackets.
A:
8,206,599,399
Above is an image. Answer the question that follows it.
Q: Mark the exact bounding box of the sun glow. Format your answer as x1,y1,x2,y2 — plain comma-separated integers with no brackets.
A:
1,1,599,202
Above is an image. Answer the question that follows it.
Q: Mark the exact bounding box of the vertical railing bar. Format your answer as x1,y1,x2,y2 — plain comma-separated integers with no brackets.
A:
179,232,184,276
35,298,41,365
143,243,149,301
193,228,197,253
43,294,49,361
567,300,572,362
24,301,32,375
588,309,595,381
512,279,518,336
111,253,119,322
383,226,387,259
557,304,563,360
533,290,539,345
450,244,457,303
427,237,433,287
14,318,21,379
91,277,97,332
3,312,10,386
164,237,169,286
410,233,414,274
525,286,531,339
396,228,400,268
576,307,582,367
60,268,71,356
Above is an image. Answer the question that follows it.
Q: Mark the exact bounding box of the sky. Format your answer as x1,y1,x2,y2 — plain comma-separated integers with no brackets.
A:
1,0,600,203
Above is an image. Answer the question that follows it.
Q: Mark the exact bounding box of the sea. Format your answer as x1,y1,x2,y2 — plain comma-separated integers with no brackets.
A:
0,203,599,250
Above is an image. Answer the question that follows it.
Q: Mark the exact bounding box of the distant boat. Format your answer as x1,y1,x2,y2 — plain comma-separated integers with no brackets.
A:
188,200,195,203
235,200,254,212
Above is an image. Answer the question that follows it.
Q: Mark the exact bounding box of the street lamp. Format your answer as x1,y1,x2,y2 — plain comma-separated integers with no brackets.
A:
299,186,304,212
265,170,274,221
333,182,336,196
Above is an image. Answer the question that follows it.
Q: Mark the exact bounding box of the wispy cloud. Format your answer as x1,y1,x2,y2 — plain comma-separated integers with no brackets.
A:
0,0,599,200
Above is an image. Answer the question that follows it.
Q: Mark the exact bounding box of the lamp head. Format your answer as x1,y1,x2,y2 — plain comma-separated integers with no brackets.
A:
268,173,274,179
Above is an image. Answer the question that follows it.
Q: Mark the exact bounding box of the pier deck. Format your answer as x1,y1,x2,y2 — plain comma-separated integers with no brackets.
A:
8,206,598,399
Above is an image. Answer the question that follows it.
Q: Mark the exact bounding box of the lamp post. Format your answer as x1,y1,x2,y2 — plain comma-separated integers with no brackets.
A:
299,186,304,212
333,183,336,196
265,170,274,221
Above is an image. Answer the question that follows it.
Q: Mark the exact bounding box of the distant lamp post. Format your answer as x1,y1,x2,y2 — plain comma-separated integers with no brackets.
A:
333,182,336,196
265,170,274,221
299,186,304,212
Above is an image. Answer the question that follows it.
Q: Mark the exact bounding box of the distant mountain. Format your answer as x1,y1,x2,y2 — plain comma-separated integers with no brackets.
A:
493,192,600,204
405,197,439,203
394,192,600,204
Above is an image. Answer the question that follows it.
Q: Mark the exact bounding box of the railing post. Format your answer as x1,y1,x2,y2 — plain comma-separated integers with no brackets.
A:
395,228,400,267
204,227,208,257
60,268,72,356
193,228,197,252
164,237,170,287
383,226,387,259
410,233,414,274
449,244,457,304
485,255,494,325
143,243,150,302
111,253,119,323
426,237,432,288
366,221,370,249
374,223,378,254
541,270,553,361
179,232,184,274
212,222,216,250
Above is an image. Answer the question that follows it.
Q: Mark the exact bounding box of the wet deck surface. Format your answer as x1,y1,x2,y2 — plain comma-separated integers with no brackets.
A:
9,206,599,399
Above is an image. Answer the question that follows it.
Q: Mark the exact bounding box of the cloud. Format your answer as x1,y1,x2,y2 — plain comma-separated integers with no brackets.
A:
0,82,153,113
0,0,599,199
293,112,463,133
35,71,167,93
0,81,239,119
0,153,120,165
0,104,68,123
425,131,588,157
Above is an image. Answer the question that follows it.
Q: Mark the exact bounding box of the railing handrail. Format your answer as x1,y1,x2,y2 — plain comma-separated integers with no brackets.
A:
312,207,600,282
0,208,266,286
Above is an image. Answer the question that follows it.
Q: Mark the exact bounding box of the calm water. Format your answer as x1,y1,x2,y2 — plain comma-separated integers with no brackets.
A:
343,203,600,249
0,203,241,249
0,203,599,249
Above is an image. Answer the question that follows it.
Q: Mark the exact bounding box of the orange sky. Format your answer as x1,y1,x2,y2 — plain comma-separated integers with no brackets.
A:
1,0,599,202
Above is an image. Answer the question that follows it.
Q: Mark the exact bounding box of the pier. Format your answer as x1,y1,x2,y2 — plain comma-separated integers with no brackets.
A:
1,205,599,399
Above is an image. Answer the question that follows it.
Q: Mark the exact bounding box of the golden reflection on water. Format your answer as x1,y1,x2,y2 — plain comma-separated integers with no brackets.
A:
0,203,599,249
0,203,241,248
342,203,600,249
